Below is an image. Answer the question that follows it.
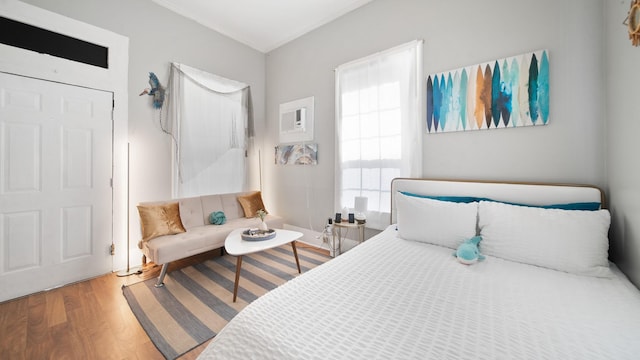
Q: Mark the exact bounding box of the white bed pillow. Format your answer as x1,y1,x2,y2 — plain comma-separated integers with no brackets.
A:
395,192,478,249
478,200,611,277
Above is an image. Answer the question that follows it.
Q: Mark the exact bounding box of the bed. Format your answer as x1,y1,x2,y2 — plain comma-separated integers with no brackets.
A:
198,178,640,359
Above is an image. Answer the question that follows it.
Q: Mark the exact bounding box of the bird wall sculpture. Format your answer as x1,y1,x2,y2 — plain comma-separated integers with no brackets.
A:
139,72,165,109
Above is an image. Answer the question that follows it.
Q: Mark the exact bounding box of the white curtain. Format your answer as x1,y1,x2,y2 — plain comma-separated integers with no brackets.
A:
167,63,254,198
335,40,423,230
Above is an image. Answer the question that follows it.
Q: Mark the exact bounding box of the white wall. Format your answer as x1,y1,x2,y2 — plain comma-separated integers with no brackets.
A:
605,0,640,287
265,0,606,237
21,0,266,268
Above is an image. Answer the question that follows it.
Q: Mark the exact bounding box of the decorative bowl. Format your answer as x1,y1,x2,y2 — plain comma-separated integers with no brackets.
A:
241,228,276,241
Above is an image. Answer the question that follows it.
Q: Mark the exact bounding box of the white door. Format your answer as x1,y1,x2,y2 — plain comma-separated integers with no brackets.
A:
0,72,113,301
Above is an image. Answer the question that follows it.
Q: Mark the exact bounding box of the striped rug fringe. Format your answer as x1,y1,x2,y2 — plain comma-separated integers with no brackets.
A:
122,245,330,359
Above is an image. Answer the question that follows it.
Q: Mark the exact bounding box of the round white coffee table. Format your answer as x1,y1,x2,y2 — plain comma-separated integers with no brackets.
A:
225,228,303,302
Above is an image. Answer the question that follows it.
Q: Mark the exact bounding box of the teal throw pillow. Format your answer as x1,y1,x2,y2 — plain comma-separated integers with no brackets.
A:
209,211,226,225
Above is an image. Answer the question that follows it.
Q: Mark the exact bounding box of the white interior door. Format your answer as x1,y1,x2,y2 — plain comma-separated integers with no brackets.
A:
0,72,113,301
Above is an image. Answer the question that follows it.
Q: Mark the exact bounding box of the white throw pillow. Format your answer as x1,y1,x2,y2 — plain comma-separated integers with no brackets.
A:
478,200,611,277
396,192,478,249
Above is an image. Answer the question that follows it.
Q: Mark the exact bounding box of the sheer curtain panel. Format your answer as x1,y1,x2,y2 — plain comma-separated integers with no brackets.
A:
335,40,423,230
167,63,254,198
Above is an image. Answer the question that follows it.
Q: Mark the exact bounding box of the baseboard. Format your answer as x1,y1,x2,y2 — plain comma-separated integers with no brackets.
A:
283,224,330,251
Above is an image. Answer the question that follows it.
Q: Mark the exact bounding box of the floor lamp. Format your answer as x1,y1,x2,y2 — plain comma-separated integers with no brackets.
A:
117,143,142,277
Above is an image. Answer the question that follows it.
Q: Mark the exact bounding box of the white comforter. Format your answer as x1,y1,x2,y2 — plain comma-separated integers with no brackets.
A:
198,225,640,359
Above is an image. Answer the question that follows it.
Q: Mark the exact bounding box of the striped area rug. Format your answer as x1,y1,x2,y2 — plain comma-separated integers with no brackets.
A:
122,244,331,359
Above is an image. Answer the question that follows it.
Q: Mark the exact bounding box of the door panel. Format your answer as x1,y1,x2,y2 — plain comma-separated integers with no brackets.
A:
5,211,40,271
0,72,113,301
5,122,40,192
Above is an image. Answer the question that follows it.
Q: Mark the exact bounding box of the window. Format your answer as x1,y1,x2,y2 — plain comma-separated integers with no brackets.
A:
0,16,108,68
335,40,423,230
167,63,253,197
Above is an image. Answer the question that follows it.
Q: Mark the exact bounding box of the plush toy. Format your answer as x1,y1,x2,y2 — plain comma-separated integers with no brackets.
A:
455,236,485,265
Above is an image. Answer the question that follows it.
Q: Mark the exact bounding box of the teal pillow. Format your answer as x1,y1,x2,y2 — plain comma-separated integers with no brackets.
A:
538,202,601,210
398,191,601,210
490,200,601,211
399,192,478,203
208,211,226,225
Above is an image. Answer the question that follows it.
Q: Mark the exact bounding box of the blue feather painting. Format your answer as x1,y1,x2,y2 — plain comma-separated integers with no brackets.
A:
426,50,549,133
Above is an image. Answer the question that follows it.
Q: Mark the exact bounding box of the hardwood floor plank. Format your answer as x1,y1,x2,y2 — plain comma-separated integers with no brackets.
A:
135,340,165,360
0,298,28,356
59,281,83,313
45,290,67,327
48,320,91,359
26,292,51,349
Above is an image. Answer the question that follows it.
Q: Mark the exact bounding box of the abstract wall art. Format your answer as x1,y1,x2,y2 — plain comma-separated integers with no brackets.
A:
426,49,549,133
275,143,318,165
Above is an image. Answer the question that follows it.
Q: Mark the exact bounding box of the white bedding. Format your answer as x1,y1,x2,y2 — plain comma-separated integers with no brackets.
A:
199,225,640,359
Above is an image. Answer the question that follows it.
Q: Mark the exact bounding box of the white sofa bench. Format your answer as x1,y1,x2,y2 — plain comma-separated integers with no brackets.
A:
137,191,283,287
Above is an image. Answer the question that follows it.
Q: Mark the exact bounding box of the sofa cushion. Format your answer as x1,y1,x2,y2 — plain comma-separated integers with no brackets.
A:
237,191,268,218
201,194,225,224
137,202,186,242
177,196,205,229
222,193,246,219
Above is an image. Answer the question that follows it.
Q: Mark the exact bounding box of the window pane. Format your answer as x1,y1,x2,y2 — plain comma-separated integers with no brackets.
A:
342,139,361,162
342,115,360,140
380,109,401,135
360,86,378,113
361,138,380,161
360,191,378,205
381,168,400,191
379,81,400,109
368,191,381,212
380,135,401,160
342,168,361,190
342,190,360,209
356,191,378,213
342,91,360,116
360,112,379,138
379,191,391,212
362,168,381,190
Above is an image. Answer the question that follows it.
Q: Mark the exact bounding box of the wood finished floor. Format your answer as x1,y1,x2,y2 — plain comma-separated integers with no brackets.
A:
0,243,329,359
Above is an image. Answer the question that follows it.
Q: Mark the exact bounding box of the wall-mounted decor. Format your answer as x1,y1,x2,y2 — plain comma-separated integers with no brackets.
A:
426,49,549,133
279,96,314,143
139,72,165,109
275,143,318,165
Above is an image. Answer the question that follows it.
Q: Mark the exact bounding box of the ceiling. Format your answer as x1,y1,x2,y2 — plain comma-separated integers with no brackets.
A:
152,0,373,53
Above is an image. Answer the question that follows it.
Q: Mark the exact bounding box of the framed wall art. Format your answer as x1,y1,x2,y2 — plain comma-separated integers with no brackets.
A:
426,49,549,133
275,143,318,165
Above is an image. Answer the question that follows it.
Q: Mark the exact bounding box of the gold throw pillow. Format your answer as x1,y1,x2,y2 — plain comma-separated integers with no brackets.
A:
237,191,268,218
137,202,186,242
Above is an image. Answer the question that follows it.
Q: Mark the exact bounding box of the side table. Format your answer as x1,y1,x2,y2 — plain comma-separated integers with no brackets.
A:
332,221,365,257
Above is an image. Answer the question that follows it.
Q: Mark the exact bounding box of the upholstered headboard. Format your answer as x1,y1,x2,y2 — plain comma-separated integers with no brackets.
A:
390,178,605,224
